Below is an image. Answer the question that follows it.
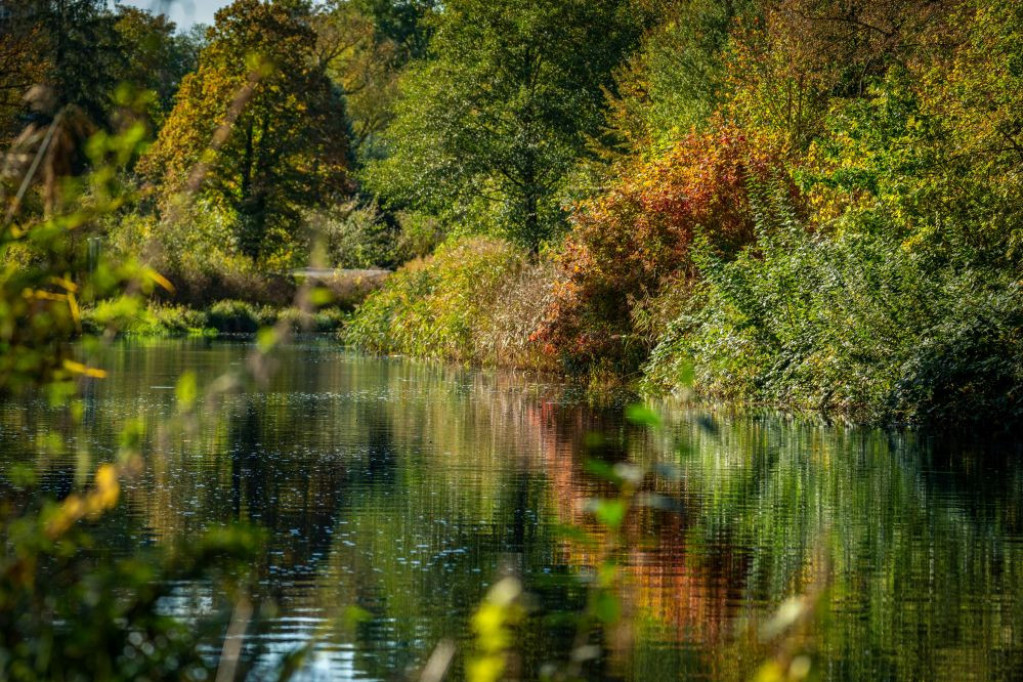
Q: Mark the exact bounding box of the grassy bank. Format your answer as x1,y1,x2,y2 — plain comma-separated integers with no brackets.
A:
83,300,351,338
80,266,389,339
344,237,556,371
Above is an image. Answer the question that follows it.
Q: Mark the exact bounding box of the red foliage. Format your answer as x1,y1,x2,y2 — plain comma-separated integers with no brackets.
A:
534,124,795,370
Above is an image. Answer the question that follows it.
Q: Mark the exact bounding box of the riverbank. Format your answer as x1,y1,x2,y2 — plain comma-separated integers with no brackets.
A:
82,300,349,338
81,268,389,339
344,234,1023,430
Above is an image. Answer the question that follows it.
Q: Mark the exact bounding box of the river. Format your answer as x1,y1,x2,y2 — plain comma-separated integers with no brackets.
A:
1,339,1021,680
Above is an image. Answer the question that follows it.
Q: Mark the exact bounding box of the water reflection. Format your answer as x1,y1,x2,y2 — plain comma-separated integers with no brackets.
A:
1,339,1022,680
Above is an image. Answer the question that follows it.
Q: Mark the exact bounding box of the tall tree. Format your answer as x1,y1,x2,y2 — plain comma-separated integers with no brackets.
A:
724,0,948,149
1,0,121,154
602,0,754,158
351,0,437,59
111,6,201,127
0,1,49,144
140,0,352,263
40,0,120,123
364,0,642,252
312,1,403,161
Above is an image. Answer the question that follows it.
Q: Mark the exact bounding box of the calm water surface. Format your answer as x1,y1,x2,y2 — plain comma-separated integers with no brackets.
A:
1,339,1021,680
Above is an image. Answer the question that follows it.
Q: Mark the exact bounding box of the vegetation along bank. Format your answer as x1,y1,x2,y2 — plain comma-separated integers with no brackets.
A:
4,0,1021,427
344,0,1023,427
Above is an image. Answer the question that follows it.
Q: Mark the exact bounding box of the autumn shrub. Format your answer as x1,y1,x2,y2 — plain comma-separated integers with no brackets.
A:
303,269,390,312
474,257,558,370
647,210,1023,425
345,237,552,367
534,124,797,374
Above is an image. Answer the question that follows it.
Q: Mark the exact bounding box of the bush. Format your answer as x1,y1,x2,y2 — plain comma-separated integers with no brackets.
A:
474,257,557,369
534,124,797,373
345,237,553,368
155,258,297,309
310,200,400,269
392,211,446,261
84,301,211,337
301,269,390,312
274,306,349,334
107,200,298,308
647,211,1023,425
206,300,261,334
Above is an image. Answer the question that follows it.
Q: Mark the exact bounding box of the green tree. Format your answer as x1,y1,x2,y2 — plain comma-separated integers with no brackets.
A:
111,6,201,128
351,0,437,59
140,0,352,264
602,0,754,158
724,0,947,150
312,1,405,162
0,2,50,144
38,0,120,124
0,0,124,181
365,0,642,252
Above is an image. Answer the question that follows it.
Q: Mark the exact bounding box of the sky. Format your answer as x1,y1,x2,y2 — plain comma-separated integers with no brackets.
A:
119,0,235,30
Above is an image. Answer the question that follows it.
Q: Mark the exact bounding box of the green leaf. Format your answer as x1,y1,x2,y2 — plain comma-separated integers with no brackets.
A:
594,499,627,529
625,403,662,428
583,458,618,482
176,371,197,411
594,591,621,624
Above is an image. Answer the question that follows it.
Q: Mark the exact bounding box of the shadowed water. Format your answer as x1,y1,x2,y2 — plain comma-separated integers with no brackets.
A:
1,339,1021,680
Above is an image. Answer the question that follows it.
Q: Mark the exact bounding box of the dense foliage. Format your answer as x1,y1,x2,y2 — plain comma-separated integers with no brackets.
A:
139,0,351,266
4,1,1022,420
0,86,273,679
363,0,644,251
646,212,1023,424
534,124,796,372
2,0,1023,676
335,0,1023,425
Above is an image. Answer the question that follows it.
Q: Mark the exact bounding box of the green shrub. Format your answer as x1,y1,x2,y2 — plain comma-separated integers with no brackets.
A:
310,201,400,269
85,301,348,338
85,301,211,337
207,300,261,334
533,125,796,374
301,270,389,312
274,306,349,334
646,211,1023,425
108,200,297,308
393,211,446,261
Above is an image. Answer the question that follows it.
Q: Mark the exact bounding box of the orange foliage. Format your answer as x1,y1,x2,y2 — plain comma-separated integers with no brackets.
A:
534,124,796,370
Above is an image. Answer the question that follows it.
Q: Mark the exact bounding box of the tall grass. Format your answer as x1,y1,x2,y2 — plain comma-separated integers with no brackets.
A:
345,237,555,369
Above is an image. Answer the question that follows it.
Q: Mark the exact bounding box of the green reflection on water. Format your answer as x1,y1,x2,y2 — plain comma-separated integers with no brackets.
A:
1,339,1021,680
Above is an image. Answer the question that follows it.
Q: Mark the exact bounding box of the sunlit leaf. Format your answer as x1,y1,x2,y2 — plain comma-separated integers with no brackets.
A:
594,499,627,529
625,403,662,428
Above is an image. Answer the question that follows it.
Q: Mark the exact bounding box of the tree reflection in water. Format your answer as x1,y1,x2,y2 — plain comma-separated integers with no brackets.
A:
1,341,1021,680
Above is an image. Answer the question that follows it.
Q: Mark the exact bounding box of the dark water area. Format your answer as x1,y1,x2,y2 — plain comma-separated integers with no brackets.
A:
1,339,1022,680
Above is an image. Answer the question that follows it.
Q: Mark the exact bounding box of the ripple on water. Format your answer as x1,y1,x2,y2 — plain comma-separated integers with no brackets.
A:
1,341,1022,680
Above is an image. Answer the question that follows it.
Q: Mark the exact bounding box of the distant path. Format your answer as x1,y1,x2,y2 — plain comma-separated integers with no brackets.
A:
291,268,390,280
